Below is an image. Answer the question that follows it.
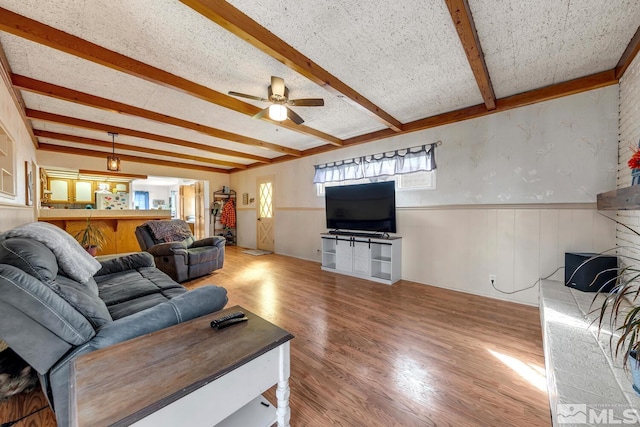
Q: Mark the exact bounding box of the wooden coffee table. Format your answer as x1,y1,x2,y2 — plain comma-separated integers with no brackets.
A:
70,305,294,427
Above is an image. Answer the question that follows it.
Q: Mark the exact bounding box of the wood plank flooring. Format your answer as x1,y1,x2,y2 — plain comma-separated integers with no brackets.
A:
1,246,550,426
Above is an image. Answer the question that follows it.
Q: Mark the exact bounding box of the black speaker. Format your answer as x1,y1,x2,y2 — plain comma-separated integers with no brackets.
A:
564,252,617,292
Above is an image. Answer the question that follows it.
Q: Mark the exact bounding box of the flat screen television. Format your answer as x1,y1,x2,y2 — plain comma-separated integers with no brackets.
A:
325,181,396,233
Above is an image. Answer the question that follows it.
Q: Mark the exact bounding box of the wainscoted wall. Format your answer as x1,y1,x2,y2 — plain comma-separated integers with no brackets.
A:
398,206,615,305
0,60,37,230
238,205,615,306
617,53,640,258
0,205,37,232
231,86,620,307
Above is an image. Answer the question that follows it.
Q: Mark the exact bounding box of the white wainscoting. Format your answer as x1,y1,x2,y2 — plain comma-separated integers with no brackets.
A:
274,208,326,262
398,206,615,306
0,205,36,232
238,205,615,307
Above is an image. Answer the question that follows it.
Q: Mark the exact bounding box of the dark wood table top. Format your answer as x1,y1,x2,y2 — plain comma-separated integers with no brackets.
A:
70,305,294,427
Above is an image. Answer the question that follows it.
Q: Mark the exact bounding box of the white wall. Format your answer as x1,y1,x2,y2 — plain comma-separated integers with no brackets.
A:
0,74,37,231
231,86,620,306
130,183,171,209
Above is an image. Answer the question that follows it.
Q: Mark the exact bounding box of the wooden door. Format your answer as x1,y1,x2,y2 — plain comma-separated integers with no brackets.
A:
256,176,274,252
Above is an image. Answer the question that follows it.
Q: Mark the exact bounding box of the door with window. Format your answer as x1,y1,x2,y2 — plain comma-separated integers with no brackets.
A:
256,176,274,252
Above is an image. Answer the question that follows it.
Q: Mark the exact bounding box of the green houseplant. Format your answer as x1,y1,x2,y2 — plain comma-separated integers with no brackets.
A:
72,217,108,256
592,219,640,393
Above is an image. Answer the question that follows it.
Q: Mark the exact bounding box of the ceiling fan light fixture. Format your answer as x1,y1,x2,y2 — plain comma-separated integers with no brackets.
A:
269,104,287,122
107,132,121,172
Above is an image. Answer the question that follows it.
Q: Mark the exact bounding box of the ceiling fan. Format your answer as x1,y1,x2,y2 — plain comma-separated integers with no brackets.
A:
228,76,324,125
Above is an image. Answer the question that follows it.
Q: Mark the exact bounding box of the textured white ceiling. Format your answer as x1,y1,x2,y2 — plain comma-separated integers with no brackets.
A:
469,0,640,98
0,0,638,170
227,0,485,121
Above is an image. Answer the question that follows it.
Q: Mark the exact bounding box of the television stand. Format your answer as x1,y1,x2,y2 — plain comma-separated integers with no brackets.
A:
320,233,402,285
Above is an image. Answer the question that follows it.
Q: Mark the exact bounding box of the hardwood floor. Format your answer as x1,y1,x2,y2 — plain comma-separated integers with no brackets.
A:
1,246,550,426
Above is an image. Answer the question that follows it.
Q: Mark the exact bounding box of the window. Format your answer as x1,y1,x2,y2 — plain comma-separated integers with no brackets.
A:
313,142,438,196
316,170,435,196
0,126,15,196
134,191,149,209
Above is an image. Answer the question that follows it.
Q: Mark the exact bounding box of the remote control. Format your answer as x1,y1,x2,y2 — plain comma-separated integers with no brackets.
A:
210,311,245,328
216,316,249,329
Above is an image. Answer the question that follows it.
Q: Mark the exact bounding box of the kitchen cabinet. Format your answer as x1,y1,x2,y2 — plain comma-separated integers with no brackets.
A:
48,178,72,203
74,180,95,203
96,182,129,193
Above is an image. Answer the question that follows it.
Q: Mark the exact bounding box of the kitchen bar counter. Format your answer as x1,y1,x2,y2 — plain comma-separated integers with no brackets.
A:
38,209,171,219
39,210,171,255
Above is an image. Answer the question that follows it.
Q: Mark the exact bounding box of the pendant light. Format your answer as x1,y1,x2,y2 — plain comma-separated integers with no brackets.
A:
106,132,121,171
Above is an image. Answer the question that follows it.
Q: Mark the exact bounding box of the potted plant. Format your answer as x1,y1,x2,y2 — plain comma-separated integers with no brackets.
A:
73,217,108,256
592,219,640,394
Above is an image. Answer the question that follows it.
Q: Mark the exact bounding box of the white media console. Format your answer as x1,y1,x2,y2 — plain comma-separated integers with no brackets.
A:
320,233,402,285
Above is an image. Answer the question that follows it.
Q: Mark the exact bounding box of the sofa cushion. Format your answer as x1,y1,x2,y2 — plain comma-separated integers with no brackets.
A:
106,293,177,320
3,222,101,284
95,267,186,319
0,264,95,346
53,276,112,329
95,252,155,276
0,238,58,286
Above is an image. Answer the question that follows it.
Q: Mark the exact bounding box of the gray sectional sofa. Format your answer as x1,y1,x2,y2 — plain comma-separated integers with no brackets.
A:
0,222,228,426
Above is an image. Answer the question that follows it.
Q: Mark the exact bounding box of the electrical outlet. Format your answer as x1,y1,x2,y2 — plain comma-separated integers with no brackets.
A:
489,274,496,283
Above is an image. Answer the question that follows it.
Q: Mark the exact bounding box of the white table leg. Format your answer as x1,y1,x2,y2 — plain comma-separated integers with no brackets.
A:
276,342,291,427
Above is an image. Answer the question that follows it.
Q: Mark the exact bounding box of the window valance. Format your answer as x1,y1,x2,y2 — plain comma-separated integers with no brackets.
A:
313,142,439,184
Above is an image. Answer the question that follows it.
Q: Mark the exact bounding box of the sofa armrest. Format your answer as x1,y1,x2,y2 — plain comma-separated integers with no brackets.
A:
47,285,228,427
191,236,226,249
95,252,155,276
89,285,228,349
146,241,188,257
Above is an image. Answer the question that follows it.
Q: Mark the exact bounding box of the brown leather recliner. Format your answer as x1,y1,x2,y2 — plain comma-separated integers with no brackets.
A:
135,219,225,283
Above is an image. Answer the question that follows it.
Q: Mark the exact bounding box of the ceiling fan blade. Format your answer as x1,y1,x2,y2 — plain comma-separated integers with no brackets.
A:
271,76,286,97
286,107,305,125
228,91,268,102
252,107,270,120
288,98,324,107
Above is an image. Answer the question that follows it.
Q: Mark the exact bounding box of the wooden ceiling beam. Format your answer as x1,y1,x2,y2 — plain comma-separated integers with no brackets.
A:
616,25,640,79
77,170,148,179
180,0,403,132
494,69,617,111
12,74,302,157
38,143,228,173
300,70,619,158
0,40,37,147
445,0,496,110
0,7,342,146
33,130,246,169
25,109,272,163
